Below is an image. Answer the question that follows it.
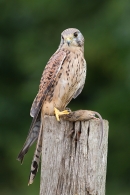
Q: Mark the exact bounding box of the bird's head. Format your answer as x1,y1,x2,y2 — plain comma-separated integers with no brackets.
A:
59,28,84,48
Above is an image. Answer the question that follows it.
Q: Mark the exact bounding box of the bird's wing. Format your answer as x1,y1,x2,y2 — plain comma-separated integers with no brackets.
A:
17,50,66,162
30,50,66,118
73,59,86,99
29,50,66,131
73,85,84,99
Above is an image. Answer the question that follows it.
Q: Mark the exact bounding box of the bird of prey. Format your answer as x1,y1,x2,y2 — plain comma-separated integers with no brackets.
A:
17,28,86,185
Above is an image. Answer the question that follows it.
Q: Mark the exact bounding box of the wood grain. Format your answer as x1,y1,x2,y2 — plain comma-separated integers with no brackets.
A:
40,116,108,195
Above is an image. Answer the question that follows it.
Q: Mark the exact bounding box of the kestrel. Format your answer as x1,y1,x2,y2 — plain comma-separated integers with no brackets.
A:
17,28,86,185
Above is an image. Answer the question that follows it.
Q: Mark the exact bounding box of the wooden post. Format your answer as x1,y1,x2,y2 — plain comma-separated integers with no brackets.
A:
40,116,108,195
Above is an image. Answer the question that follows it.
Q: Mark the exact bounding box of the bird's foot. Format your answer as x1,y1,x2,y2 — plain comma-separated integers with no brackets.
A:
54,107,70,121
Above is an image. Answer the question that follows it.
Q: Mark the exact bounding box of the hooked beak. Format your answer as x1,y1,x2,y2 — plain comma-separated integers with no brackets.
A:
66,37,72,46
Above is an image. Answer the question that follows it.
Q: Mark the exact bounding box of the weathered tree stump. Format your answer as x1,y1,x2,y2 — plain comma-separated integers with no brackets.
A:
40,115,108,195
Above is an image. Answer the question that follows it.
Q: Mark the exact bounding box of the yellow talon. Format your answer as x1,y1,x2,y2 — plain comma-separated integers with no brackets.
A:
54,107,70,121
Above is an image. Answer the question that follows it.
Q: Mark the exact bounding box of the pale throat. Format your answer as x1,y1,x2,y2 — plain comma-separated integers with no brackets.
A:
61,44,84,53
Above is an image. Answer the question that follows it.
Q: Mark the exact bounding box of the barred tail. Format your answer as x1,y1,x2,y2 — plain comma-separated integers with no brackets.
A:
28,122,43,185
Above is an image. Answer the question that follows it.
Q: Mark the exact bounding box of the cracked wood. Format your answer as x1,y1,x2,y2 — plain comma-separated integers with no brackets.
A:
40,116,108,195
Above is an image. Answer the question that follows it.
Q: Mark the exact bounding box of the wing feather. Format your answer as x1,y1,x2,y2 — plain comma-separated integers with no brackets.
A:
73,59,87,99
30,50,66,118
73,85,84,99
17,50,66,162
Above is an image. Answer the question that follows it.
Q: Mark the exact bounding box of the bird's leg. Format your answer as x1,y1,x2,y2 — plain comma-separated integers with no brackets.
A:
54,107,70,121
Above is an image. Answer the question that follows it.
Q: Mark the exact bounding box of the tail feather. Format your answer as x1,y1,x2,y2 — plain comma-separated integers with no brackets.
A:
28,122,43,185
17,117,41,164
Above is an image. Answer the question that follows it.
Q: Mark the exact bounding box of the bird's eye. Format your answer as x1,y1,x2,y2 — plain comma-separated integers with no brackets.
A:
74,32,78,37
61,35,64,39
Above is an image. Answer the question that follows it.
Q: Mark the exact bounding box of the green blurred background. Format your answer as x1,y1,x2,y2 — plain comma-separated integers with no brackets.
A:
0,0,130,194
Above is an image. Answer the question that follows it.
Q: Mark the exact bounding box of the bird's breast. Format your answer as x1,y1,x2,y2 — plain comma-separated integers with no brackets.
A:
42,50,86,115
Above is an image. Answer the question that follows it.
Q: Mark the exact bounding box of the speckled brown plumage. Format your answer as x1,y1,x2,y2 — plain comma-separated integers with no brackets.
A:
17,28,87,185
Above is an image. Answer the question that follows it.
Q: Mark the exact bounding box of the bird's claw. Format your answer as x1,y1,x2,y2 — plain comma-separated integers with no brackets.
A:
54,107,70,121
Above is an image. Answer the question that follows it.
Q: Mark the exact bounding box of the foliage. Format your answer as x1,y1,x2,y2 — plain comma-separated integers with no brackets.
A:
0,0,130,194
